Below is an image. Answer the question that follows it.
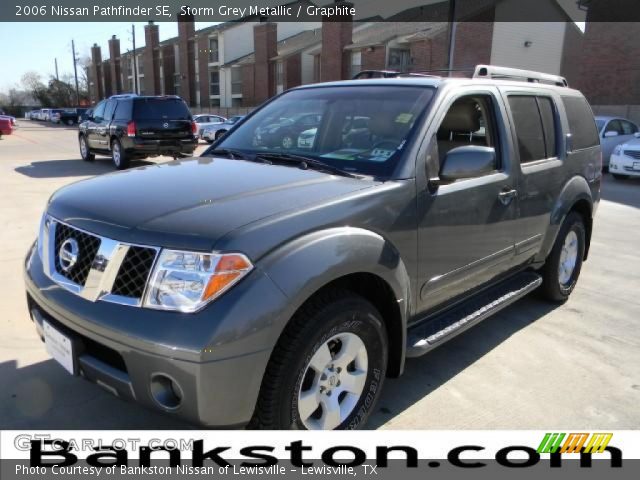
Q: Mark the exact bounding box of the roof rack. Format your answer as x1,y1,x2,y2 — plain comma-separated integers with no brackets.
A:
473,65,568,87
108,93,138,99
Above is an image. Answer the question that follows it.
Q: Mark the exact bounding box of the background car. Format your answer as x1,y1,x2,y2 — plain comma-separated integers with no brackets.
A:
253,113,321,149
193,114,226,138
609,132,640,180
49,109,65,124
595,115,639,169
202,115,245,143
0,117,13,137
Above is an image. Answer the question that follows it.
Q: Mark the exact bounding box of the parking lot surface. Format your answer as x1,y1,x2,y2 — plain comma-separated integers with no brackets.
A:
1,121,639,429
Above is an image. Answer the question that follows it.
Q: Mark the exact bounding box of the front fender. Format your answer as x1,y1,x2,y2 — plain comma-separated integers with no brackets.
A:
259,226,411,356
536,175,593,262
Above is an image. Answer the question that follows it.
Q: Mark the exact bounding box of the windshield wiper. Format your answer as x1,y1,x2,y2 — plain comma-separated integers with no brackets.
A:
207,148,249,160
256,152,359,179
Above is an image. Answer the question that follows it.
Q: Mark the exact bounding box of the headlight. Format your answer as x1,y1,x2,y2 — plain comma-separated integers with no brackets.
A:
143,250,253,312
37,212,47,261
613,145,623,156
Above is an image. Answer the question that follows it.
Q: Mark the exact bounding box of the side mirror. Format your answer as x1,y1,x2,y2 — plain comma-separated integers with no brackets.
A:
440,146,496,182
604,130,619,138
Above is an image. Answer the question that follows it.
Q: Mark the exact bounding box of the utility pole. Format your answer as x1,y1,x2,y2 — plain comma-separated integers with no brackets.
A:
54,58,59,81
132,24,139,94
71,39,80,106
447,0,457,76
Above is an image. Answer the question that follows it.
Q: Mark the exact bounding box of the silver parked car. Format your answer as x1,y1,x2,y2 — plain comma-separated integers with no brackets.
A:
595,116,639,169
193,114,226,138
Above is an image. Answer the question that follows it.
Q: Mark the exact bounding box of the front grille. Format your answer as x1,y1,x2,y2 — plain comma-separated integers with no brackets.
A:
624,150,640,160
111,246,157,298
54,223,101,286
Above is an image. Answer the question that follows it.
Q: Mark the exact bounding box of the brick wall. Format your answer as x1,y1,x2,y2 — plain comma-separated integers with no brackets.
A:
559,22,584,88
241,64,256,107
320,3,353,81
143,22,161,96
452,20,493,69
361,46,386,70
284,53,302,89
178,14,196,106
90,45,104,103
254,23,278,103
161,44,175,95
107,36,122,95
102,60,112,97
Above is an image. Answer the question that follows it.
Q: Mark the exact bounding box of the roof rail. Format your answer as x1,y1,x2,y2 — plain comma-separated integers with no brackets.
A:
108,93,138,99
473,65,568,87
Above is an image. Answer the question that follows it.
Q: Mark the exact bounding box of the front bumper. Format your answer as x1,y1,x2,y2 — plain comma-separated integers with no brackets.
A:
609,153,640,176
24,244,287,427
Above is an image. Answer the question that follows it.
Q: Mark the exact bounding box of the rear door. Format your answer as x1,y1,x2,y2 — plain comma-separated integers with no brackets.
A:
502,89,563,262
133,98,193,140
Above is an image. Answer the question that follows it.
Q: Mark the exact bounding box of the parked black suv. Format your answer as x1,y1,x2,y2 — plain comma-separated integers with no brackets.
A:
25,66,601,429
78,95,198,169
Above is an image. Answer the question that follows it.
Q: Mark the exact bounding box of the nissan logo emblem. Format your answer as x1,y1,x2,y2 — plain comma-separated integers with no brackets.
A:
163,122,169,128
59,238,80,272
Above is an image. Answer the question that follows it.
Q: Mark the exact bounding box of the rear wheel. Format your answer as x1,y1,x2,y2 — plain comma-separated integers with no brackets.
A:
539,212,586,302
79,135,94,162
252,290,387,430
281,135,294,149
66,119,74,126
111,139,130,170
612,174,630,180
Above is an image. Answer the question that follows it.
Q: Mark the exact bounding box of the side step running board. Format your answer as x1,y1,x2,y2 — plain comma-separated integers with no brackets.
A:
406,272,542,357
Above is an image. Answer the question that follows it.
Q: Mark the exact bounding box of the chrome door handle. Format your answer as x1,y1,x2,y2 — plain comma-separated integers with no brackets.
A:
498,189,517,205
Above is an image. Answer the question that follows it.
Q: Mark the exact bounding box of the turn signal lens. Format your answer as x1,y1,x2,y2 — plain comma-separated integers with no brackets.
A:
144,250,253,312
191,121,198,135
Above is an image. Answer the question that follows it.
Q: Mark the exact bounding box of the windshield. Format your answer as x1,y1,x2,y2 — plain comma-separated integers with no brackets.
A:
211,86,434,176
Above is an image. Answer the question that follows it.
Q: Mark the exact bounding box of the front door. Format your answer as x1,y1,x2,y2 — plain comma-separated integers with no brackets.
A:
86,100,106,150
416,88,519,315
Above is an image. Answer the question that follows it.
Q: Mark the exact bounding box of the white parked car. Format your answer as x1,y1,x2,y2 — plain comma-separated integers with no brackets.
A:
595,116,639,169
609,133,640,180
193,114,226,138
202,115,245,143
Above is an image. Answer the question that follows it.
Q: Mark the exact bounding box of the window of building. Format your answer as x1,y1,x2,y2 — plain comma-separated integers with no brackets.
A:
209,37,219,63
209,69,220,96
210,98,221,107
174,73,181,96
562,96,599,150
231,98,243,107
126,59,132,77
137,56,144,75
388,48,410,71
231,67,242,95
351,51,362,78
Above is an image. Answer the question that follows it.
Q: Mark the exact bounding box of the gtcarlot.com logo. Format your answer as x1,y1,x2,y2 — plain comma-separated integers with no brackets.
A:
537,432,613,454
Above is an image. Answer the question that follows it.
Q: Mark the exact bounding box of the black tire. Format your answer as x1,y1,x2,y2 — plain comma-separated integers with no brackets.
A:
66,119,74,126
252,289,388,430
612,174,630,180
281,135,294,149
111,138,130,169
79,135,94,162
206,139,213,144
215,130,226,140
539,212,586,302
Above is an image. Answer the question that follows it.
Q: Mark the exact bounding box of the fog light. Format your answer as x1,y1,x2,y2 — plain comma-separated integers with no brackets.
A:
150,374,183,410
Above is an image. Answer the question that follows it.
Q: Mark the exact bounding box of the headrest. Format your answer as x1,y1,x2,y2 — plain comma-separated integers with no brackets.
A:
439,101,480,133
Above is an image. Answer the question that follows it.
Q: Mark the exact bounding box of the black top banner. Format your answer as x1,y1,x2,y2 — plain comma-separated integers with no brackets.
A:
1,0,632,23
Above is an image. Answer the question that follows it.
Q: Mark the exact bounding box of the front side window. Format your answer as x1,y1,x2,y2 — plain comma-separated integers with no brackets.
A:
213,86,434,177
620,120,638,135
92,101,106,120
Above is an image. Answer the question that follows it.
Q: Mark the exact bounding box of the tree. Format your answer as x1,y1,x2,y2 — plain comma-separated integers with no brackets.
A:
21,71,51,107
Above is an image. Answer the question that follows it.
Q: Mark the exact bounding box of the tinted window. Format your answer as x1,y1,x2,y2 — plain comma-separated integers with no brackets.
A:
605,120,622,134
508,96,546,163
133,98,191,120
620,120,638,135
114,100,132,121
215,86,434,177
562,96,599,150
103,100,116,122
537,97,558,158
92,101,106,120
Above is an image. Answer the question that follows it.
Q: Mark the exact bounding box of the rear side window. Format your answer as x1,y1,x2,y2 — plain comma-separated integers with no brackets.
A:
133,98,191,120
537,97,558,158
114,100,132,121
508,96,546,163
562,96,599,150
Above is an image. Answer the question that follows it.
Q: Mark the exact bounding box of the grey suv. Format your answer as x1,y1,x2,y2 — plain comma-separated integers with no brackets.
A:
25,65,601,430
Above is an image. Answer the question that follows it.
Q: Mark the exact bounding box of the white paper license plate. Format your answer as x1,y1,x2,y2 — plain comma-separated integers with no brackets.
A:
633,162,640,171
43,320,75,375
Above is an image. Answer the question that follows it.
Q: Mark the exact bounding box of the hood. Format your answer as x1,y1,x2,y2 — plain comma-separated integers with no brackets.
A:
48,157,375,251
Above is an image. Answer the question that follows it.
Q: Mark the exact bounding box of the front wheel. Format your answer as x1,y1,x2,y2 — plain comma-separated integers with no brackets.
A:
215,130,227,140
111,139,130,169
252,290,387,430
539,212,586,302
79,135,94,162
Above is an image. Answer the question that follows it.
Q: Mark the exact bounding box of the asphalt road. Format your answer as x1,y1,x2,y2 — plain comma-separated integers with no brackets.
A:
1,121,638,429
